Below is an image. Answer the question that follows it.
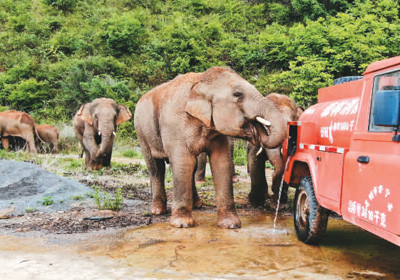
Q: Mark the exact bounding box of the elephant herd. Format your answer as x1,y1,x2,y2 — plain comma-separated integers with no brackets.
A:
1,67,303,229
0,110,59,153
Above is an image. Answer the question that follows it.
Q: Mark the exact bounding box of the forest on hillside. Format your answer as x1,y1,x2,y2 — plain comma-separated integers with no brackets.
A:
0,0,399,136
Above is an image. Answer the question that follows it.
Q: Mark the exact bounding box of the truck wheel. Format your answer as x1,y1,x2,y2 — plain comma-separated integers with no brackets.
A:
294,176,329,244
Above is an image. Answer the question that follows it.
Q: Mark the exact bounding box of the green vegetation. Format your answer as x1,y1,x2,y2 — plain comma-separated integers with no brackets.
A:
25,206,37,213
91,186,124,211
233,140,247,166
121,149,142,158
41,196,54,206
71,194,84,200
0,0,398,125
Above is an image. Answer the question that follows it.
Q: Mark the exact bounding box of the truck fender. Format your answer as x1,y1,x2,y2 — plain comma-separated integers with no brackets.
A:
286,152,321,203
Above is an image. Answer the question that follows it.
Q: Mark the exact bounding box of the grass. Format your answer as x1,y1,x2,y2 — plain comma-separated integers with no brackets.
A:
121,149,143,159
25,206,37,213
71,195,85,201
90,186,124,211
41,196,54,206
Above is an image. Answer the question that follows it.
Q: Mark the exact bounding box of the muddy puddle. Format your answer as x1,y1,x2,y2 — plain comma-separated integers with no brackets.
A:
1,211,399,279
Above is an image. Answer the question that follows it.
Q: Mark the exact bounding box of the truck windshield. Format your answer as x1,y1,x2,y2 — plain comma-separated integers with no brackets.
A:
369,70,400,132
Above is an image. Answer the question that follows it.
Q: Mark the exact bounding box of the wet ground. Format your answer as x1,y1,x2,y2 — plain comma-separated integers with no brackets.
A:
1,211,400,279
0,155,399,279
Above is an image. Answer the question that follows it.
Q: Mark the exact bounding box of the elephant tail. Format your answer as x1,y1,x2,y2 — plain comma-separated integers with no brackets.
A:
34,126,46,144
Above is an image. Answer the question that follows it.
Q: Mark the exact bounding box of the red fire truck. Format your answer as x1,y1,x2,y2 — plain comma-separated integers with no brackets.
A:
283,56,400,246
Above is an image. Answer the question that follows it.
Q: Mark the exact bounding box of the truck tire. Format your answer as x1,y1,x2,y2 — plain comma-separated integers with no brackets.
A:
332,76,363,85
294,176,329,244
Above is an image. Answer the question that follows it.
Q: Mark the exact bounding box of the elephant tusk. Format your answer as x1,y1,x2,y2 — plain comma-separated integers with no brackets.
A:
255,117,271,127
256,147,263,156
98,131,101,136
113,131,116,136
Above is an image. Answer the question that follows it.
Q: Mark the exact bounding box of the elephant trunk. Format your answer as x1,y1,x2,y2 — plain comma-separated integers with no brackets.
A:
244,93,287,149
96,126,115,160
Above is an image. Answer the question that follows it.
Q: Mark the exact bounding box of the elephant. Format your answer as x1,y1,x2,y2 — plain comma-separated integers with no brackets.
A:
247,93,303,207
0,110,39,153
134,67,287,229
194,137,237,183
73,98,132,170
36,124,59,153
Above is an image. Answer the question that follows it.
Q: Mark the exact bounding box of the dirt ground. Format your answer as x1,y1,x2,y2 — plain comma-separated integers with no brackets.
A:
1,154,400,279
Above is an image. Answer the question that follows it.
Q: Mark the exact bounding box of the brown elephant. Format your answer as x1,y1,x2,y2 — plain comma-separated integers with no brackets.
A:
134,67,287,229
247,93,303,207
73,98,132,170
0,110,39,153
36,124,59,153
195,138,239,183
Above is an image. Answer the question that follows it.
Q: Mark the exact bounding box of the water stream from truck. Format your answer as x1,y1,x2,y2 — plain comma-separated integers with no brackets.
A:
273,155,291,229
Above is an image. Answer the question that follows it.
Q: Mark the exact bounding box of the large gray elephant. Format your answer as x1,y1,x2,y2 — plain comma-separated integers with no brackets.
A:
73,98,132,170
247,93,303,207
134,67,287,229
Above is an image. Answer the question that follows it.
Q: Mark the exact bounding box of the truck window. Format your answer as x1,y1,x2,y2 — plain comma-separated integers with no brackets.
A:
369,70,400,132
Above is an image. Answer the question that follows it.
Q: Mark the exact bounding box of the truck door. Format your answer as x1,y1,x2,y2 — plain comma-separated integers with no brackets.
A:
342,70,400,237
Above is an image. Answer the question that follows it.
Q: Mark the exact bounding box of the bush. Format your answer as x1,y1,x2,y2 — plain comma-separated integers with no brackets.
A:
91,187,124,211
7,78,52,111
42,0,78,11
101,14,148,56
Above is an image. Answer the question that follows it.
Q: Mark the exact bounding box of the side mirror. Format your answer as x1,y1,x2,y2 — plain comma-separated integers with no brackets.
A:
373,89,400,127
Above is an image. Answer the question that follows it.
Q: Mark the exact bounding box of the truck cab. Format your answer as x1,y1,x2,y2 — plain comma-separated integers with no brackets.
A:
284,56,400,246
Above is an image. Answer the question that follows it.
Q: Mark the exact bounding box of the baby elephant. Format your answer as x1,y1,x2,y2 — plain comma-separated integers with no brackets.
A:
36,124,59,153
73,98,132,170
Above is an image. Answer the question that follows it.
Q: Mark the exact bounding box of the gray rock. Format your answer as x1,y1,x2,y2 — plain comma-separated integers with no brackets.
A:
0,159,94,215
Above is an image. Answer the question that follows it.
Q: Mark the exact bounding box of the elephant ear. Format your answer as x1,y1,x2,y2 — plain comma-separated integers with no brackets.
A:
116,105,132,125
185,84,212,127
77,104,93,126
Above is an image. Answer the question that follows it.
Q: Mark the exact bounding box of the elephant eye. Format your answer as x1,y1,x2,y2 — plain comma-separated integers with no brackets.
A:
233,92,243,98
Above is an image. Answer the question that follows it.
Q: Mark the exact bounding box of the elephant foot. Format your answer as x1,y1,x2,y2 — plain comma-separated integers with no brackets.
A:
171,208,195,228
269,195,289,210
232,175,239,183
151,200,167,215
217,209,241,229
193,197,203,209
248,191,268,207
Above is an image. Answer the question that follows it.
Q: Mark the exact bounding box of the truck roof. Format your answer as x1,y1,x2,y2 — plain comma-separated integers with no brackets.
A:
318,79,363,103
364,56,400,75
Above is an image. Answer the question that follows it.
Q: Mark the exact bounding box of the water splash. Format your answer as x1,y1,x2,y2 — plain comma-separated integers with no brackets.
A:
273,156,291,229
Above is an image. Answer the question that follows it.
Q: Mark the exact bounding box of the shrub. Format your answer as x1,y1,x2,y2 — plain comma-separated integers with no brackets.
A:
41,196,54,206
101,14,148,56
91,187,124,211
42,0,77,11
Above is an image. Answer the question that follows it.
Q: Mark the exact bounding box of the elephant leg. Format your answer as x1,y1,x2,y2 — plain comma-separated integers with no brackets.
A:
267,148,288,205
84,150,90,167
170,152,196,228
52,141,59,153
195,152,207,182
1,137,9,151
140,146,167,215
24,132,37,153
102,151,112,167
209,136,241,229
192,161,202,209
247,143,268,207
229,137,238,183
